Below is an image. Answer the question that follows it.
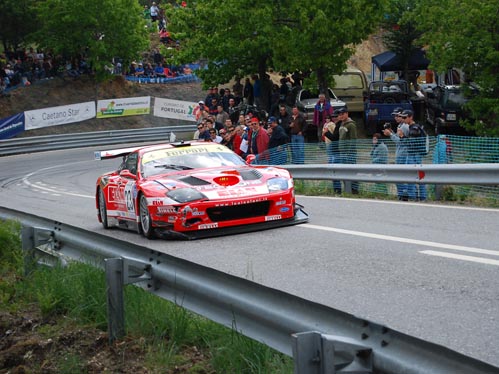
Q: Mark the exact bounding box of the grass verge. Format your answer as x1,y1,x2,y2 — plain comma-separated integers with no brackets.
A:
0,219,293,373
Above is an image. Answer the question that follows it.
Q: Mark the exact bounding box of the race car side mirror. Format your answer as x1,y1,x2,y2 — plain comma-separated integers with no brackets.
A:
119,169,137,180
246,154,256,165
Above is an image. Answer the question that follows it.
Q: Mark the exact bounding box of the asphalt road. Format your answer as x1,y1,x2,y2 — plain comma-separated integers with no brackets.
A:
1,146,499,368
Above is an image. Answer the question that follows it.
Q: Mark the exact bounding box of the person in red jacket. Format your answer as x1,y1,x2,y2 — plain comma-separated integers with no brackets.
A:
247,117,269,164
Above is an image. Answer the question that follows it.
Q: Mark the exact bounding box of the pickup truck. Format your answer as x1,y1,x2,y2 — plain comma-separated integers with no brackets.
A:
364,80,413,135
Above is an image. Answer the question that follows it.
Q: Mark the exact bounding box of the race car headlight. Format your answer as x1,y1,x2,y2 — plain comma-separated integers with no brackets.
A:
267,177,290,191
166,188,206,203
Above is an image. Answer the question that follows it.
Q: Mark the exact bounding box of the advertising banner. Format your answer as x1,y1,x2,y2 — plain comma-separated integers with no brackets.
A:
153,98,198,122
0,113,25,139
25,102,96,130
96,96,150,118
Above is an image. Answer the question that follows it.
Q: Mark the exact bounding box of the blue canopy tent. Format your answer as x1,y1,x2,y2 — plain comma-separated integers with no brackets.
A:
371,49,430,81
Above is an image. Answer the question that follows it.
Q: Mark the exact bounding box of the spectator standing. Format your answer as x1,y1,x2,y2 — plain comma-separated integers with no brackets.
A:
289,106,307,164
313,93,333,143
243,77,254,105
150,2,160,22
277,104,292,140
248,118,269,164
383,124,410,200
267,116,288,165
208,128,223,143
232,125,245,157
232,77,243,105
221,88,235,112
215,104,230,126
370,133,389,194
253,74,262,109
322,112,342,193
403,109,427,201
337,108,359,194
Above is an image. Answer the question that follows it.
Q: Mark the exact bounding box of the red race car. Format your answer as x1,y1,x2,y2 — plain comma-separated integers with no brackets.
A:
95,141,308,239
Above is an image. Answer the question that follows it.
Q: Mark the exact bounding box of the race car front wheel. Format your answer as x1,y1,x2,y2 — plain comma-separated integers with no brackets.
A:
98,188,109,229
139,194,154,239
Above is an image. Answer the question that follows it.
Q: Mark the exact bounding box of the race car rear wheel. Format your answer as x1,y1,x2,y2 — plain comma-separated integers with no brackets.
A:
98,188,109,229
139,194,154,239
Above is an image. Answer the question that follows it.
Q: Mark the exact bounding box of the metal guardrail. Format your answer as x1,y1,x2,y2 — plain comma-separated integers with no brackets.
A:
0,126,194,156
283,163,499,185
2,206,498,374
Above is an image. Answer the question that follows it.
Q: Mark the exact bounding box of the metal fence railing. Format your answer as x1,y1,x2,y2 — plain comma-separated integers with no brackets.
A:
2,129,498,200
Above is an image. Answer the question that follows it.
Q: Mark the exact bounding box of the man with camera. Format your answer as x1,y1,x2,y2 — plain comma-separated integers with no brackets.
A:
402,109,427,201
383,117,410,200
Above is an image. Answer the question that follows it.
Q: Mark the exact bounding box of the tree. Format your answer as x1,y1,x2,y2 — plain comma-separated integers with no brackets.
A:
413,0,499,136
0,0,37,52
167,0,387,94
30,0,149,81
165,0,277,87
381,0,424,85
274,0,387,95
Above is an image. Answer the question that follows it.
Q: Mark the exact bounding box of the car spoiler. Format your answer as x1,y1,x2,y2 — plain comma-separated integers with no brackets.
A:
94,146,141,160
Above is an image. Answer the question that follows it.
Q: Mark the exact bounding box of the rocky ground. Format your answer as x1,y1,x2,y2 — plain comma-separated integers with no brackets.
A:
0,304,211,373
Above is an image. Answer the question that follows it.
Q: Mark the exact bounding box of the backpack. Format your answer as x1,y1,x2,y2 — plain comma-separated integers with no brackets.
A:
409,123,429,156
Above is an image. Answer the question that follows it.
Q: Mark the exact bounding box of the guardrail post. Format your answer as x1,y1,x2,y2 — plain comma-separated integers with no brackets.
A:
292,331,372,374
21,226,58,274
105,258,126,344
105,257,151,345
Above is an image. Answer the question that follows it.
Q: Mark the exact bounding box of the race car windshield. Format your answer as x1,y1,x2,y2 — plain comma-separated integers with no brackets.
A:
141,149,245,177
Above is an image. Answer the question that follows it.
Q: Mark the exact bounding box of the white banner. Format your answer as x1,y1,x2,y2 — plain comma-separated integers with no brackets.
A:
96,96,150,118
25,102,96,130
153,98,198,122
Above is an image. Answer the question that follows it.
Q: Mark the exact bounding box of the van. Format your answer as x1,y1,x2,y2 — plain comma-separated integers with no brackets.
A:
332,67,369,113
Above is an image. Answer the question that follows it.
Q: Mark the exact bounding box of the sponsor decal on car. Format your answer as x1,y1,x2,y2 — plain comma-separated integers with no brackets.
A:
215,197,267,207
280,207,290,213
199,223,218,229
265,215,282,221
157,206,176,214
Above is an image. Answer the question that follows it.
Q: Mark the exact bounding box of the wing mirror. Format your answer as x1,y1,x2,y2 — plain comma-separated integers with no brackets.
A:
119,169,137,179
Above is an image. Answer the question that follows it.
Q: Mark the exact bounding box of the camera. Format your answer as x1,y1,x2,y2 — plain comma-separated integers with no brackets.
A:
383,123,392,130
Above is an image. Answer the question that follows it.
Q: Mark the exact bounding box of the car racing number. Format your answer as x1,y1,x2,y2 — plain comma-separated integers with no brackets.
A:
124,182,136,215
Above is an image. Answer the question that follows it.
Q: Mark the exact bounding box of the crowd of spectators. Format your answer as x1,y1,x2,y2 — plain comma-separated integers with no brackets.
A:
0,48,92,94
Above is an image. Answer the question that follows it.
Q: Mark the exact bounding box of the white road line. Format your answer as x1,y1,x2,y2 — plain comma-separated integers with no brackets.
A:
299,195,499,213
22,163,95,199
303,223,499,256
421,250,499,266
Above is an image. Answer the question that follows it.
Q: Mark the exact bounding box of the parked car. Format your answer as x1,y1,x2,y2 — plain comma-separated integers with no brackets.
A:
295,87,346,141
332,67,369,113
364,80,412,135
425,85,477,134
95,141,308,239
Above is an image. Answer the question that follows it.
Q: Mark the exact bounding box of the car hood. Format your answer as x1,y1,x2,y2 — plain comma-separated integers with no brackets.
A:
141,165,290,199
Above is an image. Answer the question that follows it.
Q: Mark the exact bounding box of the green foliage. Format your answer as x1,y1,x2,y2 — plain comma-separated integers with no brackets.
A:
0,0,37,51
0,219,23,306
209,325,293,373
24,262,108,326
381,0,423,83
167,0,388,89
278,0,387,92
0,219,22,273
30,0,149,81
166,1,276,86
413,0,499,135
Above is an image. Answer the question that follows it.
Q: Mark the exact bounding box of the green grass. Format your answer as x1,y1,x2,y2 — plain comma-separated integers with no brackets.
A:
0,219,293,373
